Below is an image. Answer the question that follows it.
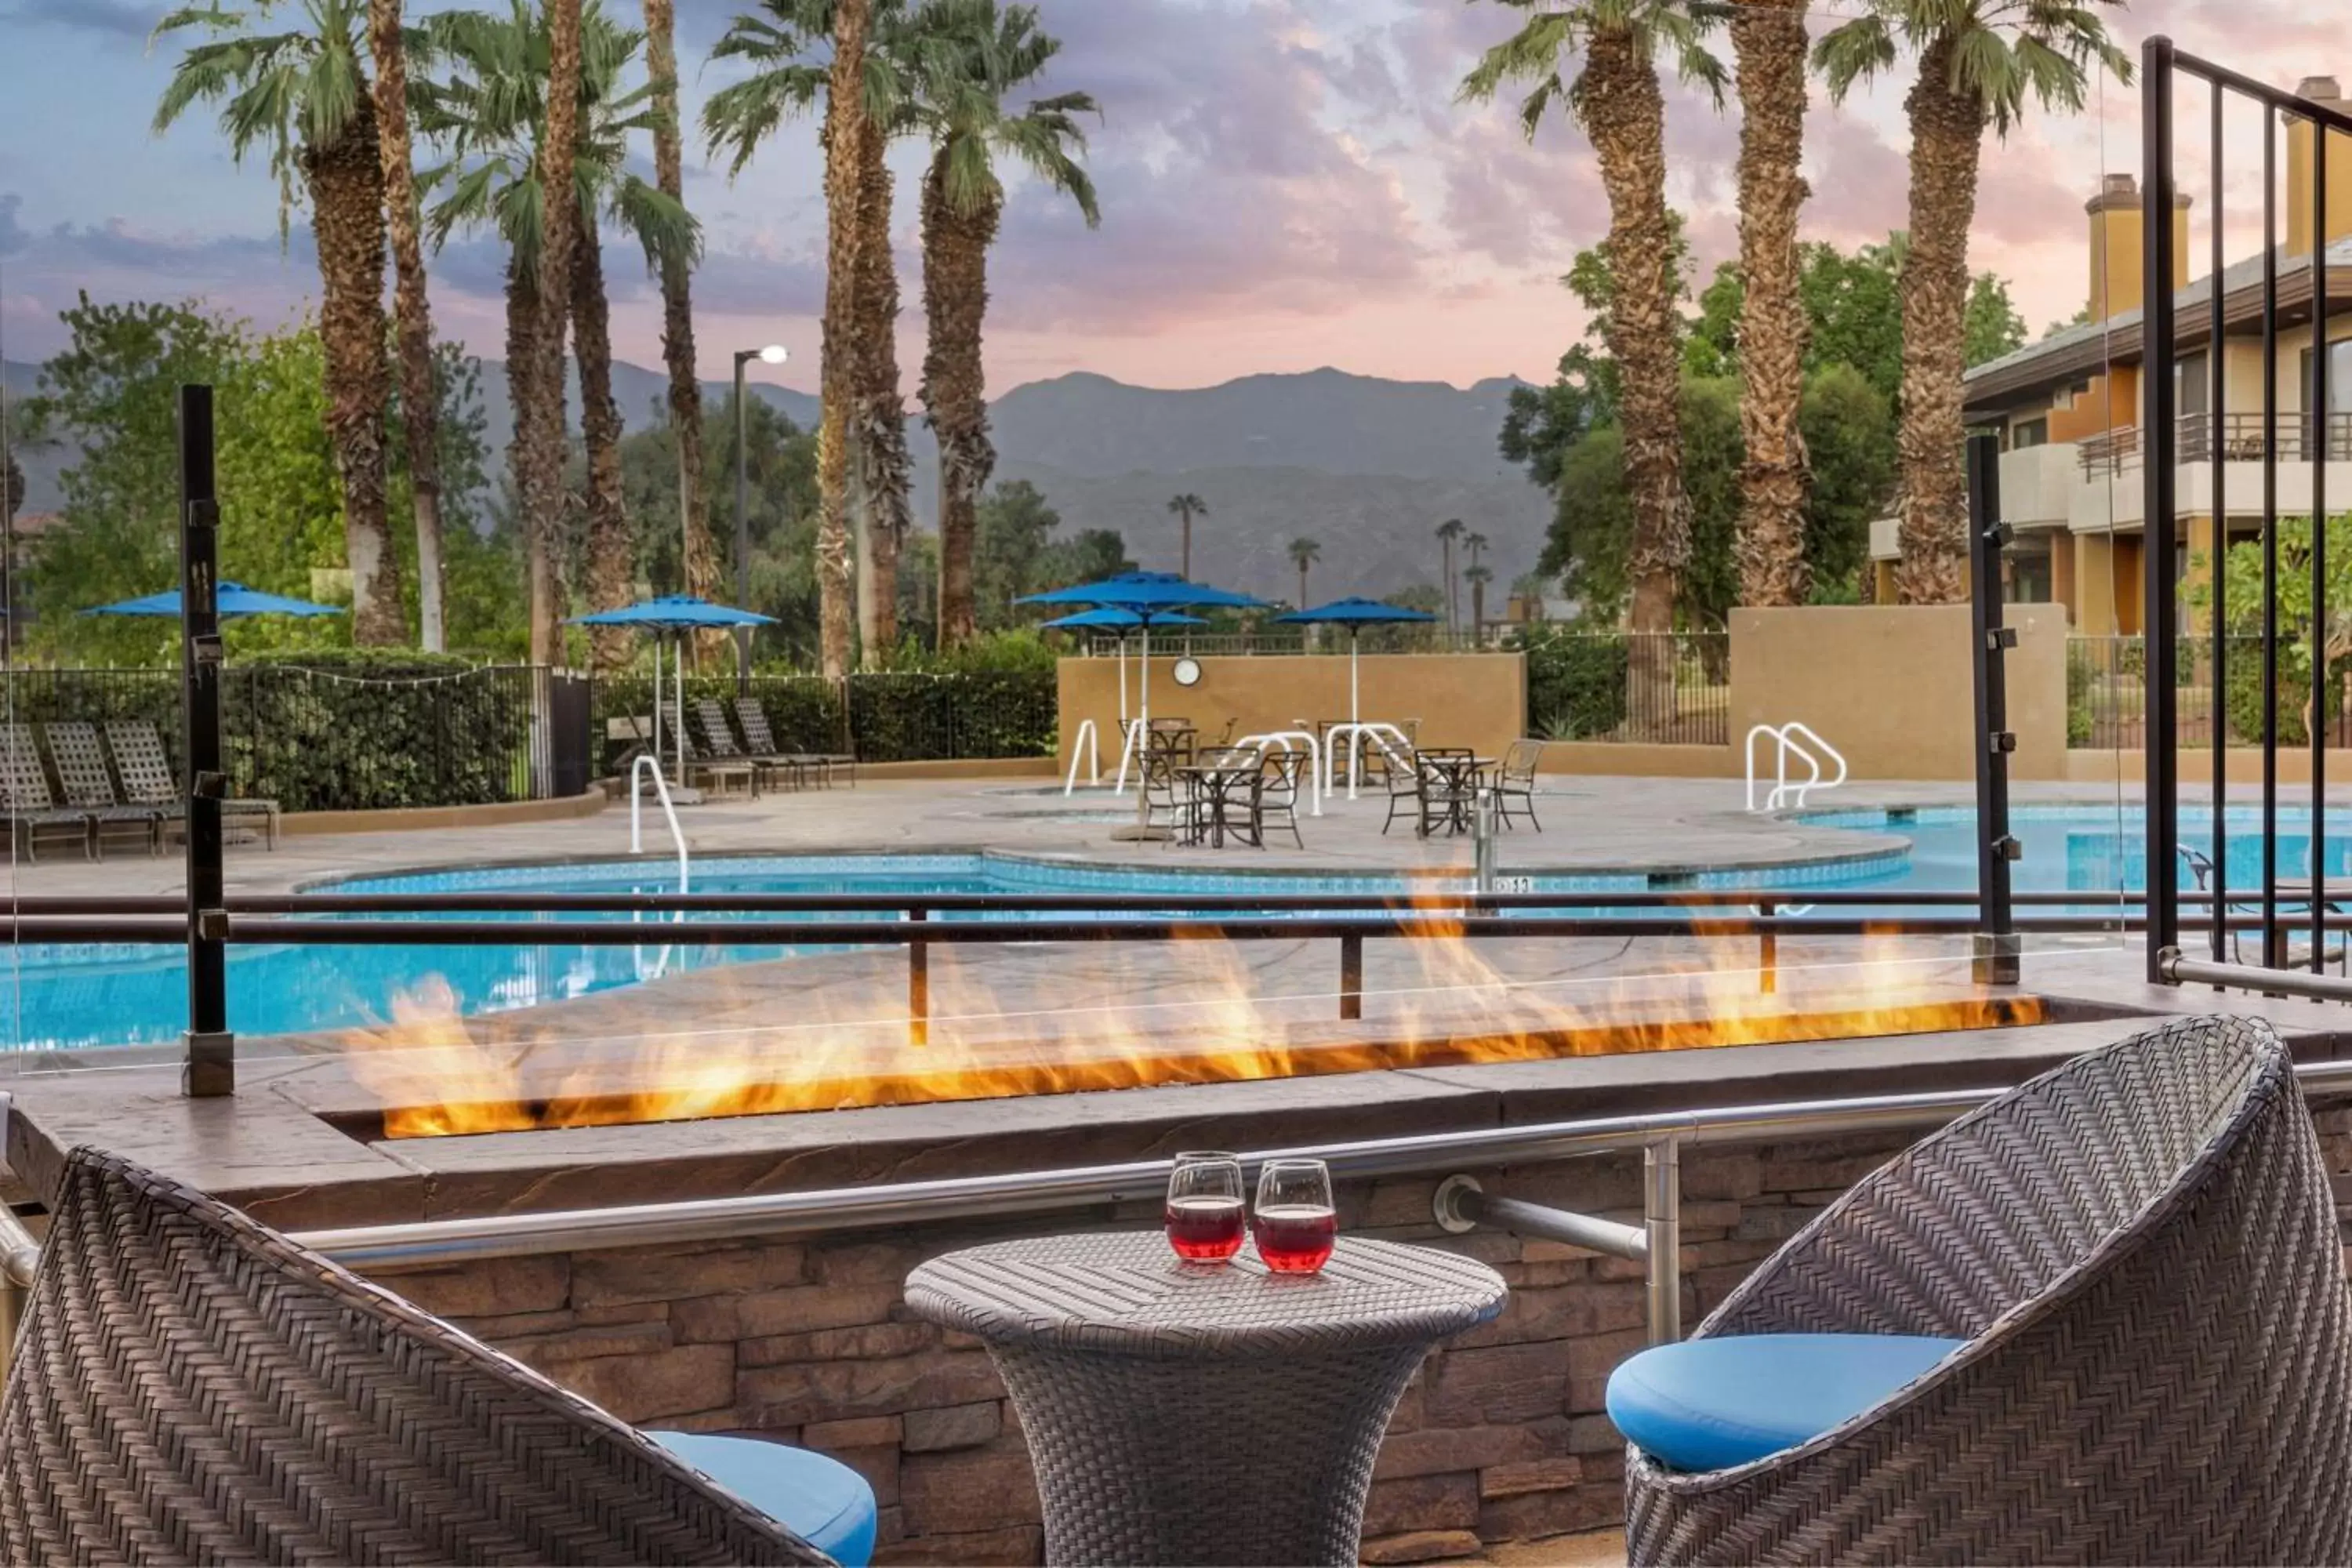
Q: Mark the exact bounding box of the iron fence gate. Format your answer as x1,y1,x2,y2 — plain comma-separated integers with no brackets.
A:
2143,41,2352,993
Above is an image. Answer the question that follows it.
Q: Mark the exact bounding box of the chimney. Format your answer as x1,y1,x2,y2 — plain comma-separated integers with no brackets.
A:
2285,76,2352,256
2086,172,2190,321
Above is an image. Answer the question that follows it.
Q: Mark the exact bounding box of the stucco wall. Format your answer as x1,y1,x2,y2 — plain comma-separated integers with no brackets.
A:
1728,605,2071,782
1054,654,1527,774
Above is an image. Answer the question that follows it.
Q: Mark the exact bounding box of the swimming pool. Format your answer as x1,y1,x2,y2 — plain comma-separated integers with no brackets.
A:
4,804,2342,1056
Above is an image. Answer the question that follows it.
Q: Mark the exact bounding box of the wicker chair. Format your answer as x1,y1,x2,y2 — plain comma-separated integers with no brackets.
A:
0,1149,836,1566
1625,1014,2352,1566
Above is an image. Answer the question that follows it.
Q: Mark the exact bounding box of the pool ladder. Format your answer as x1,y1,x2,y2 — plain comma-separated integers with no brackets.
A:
1744,722,1846,811
630,755,691,893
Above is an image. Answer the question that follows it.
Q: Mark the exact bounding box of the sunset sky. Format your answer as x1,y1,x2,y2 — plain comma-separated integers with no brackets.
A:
0,0,2332,397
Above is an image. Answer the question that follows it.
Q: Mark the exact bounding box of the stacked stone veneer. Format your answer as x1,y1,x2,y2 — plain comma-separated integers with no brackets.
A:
379,1108,2352,1565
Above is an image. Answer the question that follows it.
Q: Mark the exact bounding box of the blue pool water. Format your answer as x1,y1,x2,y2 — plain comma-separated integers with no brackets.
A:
9,805,2350,1056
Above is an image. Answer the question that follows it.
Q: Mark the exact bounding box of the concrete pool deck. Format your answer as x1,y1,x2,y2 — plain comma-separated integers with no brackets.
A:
0,772,2227,901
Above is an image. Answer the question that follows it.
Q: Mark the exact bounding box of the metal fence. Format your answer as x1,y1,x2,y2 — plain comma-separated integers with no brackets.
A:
1073,629,1497,658
1523,631,1730,746
2067,634,2352,750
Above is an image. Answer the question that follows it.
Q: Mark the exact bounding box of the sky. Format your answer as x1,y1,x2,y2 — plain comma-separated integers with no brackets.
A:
0,0,2334,397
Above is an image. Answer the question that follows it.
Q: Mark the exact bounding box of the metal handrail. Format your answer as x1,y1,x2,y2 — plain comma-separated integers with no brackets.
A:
627,755,689,894
1063,719,1101,796
1744,722,1846,811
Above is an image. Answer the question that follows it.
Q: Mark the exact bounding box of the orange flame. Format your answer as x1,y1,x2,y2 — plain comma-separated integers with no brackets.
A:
342,925,2042,1141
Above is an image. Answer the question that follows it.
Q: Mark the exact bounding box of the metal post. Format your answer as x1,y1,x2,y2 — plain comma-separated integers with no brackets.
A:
1966,433,2020,984
2143,38,2183,982
732,352,753,688
179,384,233,1097
909,907,929,1048
1338,932,1363,1021
2210,80,2230,965
2310,111,2331,974
1757,897,1777,995
1642,1138,1681,1345
2263,107,2283,969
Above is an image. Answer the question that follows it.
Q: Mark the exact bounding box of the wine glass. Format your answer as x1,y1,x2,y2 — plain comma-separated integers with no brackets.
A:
1253,1158,1338,1272
1164,1151,1246,1261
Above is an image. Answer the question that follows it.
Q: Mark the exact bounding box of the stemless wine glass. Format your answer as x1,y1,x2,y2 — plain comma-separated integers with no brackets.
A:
1252,1158,1338,1273
1164,1151,1247,1261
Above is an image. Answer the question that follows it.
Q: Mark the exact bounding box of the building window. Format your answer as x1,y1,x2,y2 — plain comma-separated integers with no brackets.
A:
2005,535,2053,604
2011,417,2049,449
2176,351,2210,417
2297,339,2352,414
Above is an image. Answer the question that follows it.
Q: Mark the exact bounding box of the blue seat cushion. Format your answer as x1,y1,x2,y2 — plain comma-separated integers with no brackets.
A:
648,1430,879,1566
1606,1333,1965,1473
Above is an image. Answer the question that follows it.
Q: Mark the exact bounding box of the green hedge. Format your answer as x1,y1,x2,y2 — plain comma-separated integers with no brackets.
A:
8,653,537,812
1516,627,1629,739
592,669,1057,766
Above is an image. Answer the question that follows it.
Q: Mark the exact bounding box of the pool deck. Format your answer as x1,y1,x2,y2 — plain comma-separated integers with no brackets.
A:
0,773,2208,900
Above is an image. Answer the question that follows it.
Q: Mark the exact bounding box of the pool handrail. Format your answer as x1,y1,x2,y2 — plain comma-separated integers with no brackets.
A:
627,755,690,894
1745,722,1847,811
1063,720,1102,796
1233,731,1325,815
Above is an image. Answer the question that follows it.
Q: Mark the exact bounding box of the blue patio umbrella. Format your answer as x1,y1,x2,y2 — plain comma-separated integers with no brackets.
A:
85,581,343,619
1273,597,1439,728
568,595,778,780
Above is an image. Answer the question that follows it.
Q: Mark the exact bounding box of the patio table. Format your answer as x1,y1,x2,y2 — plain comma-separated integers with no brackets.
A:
1417,754,1496,837
1174,757,1261,847
905,1232,1505,1567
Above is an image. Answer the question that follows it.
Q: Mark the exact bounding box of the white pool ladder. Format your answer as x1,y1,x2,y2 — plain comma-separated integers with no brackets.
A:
1744,722,1846,811
1064,719,1102,795
630,754,691,892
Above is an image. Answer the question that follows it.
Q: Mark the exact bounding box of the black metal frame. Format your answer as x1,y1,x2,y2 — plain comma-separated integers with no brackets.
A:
1968,433,2020,982
177,386,232,1097
2144,42,2352,991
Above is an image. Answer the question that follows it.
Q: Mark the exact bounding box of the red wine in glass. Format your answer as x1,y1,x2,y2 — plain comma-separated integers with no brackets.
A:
1253,1204,1338,1272
1165,1196,1247,1260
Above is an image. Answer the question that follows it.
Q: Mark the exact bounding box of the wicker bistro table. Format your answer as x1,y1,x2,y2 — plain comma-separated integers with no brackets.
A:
904,1232,1507,1567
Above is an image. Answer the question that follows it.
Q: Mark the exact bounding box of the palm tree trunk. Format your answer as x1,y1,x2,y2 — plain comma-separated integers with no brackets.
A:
854,121,911,666
920,149,997,648
302,97,402,644
1894,34,1985,605
1441,538,1455,630
1298,563,1308,608
517,0,585,666
368,0,442,652
1732,0,1811,608
572,234,633,670
816,3,871,681
504,249,541,615
643,0,719,655
1581,23,1688,715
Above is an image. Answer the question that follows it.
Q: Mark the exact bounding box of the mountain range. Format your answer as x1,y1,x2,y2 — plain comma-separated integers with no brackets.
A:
4,358,1551,603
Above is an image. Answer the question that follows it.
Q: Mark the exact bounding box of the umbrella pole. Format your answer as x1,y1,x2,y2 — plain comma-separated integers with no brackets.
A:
673,630,686,783
652,636,664,783
1113,624,1164,841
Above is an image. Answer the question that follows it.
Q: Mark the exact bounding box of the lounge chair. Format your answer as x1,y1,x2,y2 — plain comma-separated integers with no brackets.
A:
0,727,89,862
735,697,854,789
0,1148,869,1566
696,697,800,793
1494,739,1545,830
41,721,168,857
1615,1014,2352,1565
659,700,756,797
106,719,278,849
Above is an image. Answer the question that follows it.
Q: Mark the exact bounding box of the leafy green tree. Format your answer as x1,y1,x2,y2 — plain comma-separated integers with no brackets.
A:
2191,514,2352,743
1798,363,1896,598
1384,583,1445,617
968,480,1129,628
1962,271,2029,366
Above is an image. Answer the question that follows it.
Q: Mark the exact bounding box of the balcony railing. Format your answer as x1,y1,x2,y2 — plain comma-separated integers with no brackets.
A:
2078,412,2352,476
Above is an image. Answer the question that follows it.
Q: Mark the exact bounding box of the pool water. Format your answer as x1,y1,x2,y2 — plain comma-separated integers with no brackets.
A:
6,805,2347,1057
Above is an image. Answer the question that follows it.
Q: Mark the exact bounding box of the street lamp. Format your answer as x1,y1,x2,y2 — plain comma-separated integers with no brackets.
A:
731,344,789,684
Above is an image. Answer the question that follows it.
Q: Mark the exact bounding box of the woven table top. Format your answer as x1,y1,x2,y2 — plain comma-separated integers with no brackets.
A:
905,1232,1507,1359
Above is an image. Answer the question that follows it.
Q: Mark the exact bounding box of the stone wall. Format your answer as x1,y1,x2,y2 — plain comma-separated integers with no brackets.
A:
381,1129,1929,1566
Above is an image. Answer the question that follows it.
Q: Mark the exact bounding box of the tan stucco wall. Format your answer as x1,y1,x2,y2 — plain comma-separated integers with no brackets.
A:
1535,742,1739,778
1729,604,2071,782
1054,654,1526,773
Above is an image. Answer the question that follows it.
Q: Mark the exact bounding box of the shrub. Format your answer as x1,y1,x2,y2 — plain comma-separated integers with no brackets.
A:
1515,625,1629,739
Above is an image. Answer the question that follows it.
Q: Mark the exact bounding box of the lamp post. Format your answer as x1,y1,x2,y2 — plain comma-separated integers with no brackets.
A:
731,343,789,685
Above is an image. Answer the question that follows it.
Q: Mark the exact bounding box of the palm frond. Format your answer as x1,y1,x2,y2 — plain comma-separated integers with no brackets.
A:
1809,13,1896,102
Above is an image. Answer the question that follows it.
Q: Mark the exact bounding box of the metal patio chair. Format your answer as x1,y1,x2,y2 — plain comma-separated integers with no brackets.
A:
658,700,756,798
1376,739,1425,835
41,721,168,857
1494,739,1545,830
734,697,853,789
2177,844,2345,974
1624,1014,2352,1566
106,719,278,850
695,697,799,793
0,1148,844,1566
1247,747,1308,850
0,726,90,862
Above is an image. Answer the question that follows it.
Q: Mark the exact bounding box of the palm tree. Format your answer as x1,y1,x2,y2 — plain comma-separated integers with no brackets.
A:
424,1,696,668
641,0,721,644
706,0,896,677
1462,0,1722,704
1287,535,1320,609
154,0,408,644
1733,0,1810,608
1464,563,1494,645
1816,0,2127,602
1166,492,1207,579
910,0,1098,648
367,0,445,652
1434,517,1465,633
